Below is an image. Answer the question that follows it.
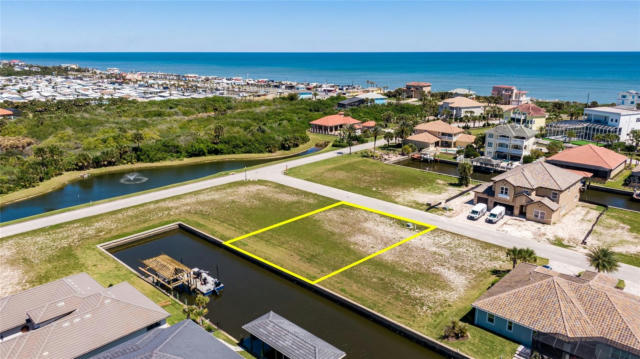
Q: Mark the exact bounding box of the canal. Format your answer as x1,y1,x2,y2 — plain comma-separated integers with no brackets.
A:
109,228,445,359
396,158,640,212
0,147,321,223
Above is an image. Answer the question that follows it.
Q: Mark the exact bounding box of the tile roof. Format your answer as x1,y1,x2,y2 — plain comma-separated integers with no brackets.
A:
242,311,345,359
415,120,464,135
361,121,376,128
512,103,547,117
309,113,361,127
406,131,440,144
491,161,584,190
547,144,628,171
487,124,537,138
0,273,169,359
456,133,476,144
0,108,13,116
473,264,640,355
90,319,241,359
406,82,431,87
440,96,483,108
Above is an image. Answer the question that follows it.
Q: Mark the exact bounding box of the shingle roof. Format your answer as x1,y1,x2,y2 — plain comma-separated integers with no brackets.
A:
406,131,440,144
487,124,537,138
547,144,628,171
0,273,169,359
90,319,241,359
473,264,640,355
242,311,345,359
310,113,361,127
440,96,483,108
491,161,584,190
415,120,464,135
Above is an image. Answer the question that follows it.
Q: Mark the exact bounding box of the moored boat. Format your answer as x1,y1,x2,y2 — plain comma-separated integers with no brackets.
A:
191,268,224,295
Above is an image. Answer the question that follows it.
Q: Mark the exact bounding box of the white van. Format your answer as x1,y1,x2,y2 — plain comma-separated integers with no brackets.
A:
486,206,505,223
467,203,487,220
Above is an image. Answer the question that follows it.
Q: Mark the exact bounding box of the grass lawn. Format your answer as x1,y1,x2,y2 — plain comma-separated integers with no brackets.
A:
1,180,517,359
468,126,493,136
599,169,632,190
287,154,467,210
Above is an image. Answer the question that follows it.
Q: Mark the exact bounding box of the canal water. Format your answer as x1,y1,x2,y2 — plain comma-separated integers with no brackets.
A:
110,229,445,359
0,147,321,223
396,159,640,212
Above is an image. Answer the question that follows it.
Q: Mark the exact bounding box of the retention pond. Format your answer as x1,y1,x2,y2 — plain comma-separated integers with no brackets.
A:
108,227,445,359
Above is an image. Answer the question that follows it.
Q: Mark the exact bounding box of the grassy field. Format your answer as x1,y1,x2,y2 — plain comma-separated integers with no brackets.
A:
591,208,640,266
1,180,516,359
287,154,467,209
0,132,334,206
598,169,632,190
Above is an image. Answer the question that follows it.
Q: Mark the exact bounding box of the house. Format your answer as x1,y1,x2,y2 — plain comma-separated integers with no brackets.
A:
547,144,628,180
404,131,440,150
242,311,346,359
90,319,242,359
618,90,639,107
484,124,537,162
448,88,476,97
472,161,583,223
504,103,547,131
356,92,387,105
546,106,640,143
0,108,14,119
337,97,365,109
405,82,431,99
473,263,640,359
412,120,475,148
438,96,484,118
0,273,169,359
491,85,530,105
309,112,361,135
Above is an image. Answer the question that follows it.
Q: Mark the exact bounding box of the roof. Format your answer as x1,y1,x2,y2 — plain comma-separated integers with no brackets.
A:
310,113,361,127
547,144,628,171
512,103,547,117
0,108,13,116
493,85,516,90
440,96,483,108
361,120,376,128
90,319,241,359
456,133,476,144
473,264,640,355
406,131,440,144
337,97,364,106
242,311,345,359
585,106,640,115
487,124,537,138
406,81,431,87
415,120,464,135
491,161,584,190
356,93,386,100
142,254,190,280
0,273,169,359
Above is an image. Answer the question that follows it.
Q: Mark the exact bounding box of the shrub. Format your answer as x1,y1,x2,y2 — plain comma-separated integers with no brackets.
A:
442,320,469,341
616,279,626,290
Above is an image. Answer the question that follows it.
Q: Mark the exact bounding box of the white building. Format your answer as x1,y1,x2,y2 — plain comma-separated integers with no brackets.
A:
438,96,484,118
618,90,639,107
485,124,537,162
584,106,640,142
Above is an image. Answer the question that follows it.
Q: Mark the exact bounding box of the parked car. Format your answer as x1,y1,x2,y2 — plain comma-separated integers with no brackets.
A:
486,206,505,223
467,203,487,220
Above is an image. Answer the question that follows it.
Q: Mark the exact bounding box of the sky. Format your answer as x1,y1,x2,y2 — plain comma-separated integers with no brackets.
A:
1,1,639,52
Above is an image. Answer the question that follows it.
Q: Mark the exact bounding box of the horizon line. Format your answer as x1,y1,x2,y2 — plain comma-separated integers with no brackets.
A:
2,50,639,54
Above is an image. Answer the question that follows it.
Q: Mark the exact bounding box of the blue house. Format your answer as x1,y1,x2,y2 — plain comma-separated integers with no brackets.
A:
473,263,640,359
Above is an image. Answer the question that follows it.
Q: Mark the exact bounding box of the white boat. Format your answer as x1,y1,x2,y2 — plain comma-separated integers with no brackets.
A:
191,268,224,295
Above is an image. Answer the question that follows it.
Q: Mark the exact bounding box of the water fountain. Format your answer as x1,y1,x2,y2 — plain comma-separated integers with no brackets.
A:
119,172,149,184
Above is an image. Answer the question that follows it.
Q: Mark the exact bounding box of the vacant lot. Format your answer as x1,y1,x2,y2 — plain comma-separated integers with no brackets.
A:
590,208,640,265
287,154,468,209
0,180,515,359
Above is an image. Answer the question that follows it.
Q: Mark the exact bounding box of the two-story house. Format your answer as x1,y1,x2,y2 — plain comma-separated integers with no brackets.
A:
618,90,639,107
410,120,475,148
472,161,583,223
484,124,537,162
438,96,484,118
546,106,640,143
405,82,431,99
503,103,547,131
491,85,530,105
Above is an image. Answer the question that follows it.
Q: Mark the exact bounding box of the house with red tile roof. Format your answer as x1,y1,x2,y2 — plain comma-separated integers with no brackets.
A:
504,103,547,131
473,263,640,359
547,144,628,180
0,108,14,118
491,85,530,105
412,120,475,148
309,112,361,135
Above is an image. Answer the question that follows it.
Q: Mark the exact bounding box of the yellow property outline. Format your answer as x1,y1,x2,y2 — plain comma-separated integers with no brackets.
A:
222,201,436,285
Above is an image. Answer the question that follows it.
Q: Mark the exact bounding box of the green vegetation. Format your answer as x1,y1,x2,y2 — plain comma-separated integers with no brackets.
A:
587,246,620,273
616,279,626,290
0,63,90,76
549,237,574,249
1,180,517,359
287,154,463,209
505,247,538,269
599,169,632,190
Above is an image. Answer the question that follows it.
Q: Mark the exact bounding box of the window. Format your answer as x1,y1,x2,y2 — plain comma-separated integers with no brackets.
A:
551,191,558,201
534,210,546,220
507,321,513,332
499,186,509,196
487,142,493,148
488,133,494,138
487,313,495,324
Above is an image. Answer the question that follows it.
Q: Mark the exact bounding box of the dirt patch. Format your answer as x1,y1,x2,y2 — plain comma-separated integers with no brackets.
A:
590,215,640,253
395,185,466,208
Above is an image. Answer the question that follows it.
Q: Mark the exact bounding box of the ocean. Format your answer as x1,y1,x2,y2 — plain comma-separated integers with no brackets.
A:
1,52,638,103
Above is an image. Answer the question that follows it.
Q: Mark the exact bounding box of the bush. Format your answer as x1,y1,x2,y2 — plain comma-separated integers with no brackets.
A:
442,320,469,341
616,279,626,290
204,323,216,332
401,144,416,155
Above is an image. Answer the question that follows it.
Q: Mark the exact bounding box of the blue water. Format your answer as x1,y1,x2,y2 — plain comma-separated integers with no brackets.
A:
2,52,639,102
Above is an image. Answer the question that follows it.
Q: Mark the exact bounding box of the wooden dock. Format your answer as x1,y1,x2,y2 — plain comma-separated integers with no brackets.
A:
139,254,192,290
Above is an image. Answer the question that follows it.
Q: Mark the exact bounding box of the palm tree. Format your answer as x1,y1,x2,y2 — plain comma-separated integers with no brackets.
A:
587,246,619,273
182,305,198,320
396,120,413,142
506,247,520,269
131,131,144,149
593,133,604,145
383,131,394,148
370,126,383,154
566,130,577,142
345,125,356,154
505,247,538,269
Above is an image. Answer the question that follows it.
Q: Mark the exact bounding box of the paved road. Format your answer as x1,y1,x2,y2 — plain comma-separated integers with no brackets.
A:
3,142,640,284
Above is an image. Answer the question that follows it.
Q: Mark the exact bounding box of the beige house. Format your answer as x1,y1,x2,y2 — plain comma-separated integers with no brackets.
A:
411,120,476,148
504,103,548,131
473,161,584,224
405,82,431,99
438,96,484,118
